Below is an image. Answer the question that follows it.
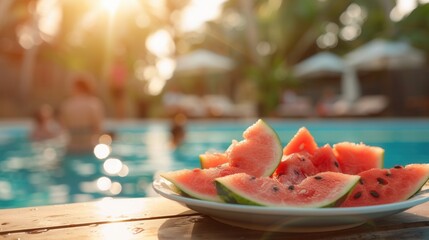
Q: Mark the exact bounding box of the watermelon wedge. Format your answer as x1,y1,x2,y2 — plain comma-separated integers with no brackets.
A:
312,144,341,173
283,127,318,155
333,142,384,175
199,152,229,169
216,172,360,207
162,165,241,202
161,119,283,202
341,164,429,207
227,120,282,177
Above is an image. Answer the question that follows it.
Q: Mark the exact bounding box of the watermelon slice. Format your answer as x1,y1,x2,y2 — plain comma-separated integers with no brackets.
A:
199,152,229,169
341,164,429,207
216,172,360,207
226,120,282,177
161,119,283,202
162,164,241,202
333,142,384,175
283,127,318,156
272,152,319,185
312,144,341,173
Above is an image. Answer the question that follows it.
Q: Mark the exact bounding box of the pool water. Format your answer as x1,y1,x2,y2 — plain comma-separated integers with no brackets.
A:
0,119,428,209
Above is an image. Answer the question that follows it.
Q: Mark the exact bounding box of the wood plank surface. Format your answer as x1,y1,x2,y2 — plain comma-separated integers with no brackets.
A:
2,211,429,240
0,197,195,233
0,197,429,239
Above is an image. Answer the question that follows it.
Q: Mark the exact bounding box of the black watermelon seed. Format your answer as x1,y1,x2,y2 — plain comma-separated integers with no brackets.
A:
334,161,339,168
250,176,256,180
314,176,323,180
353,191,362,199
370,190,380,198
300,157,306,162
272,186,279,192
359,179,364,185
294,170,300,175
377,177,388,185
288,185,295,190
394,165,403,169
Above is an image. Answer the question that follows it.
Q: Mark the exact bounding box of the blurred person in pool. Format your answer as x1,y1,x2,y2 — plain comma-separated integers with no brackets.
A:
59,73,105,154
170,113,187,148
30,104,62,141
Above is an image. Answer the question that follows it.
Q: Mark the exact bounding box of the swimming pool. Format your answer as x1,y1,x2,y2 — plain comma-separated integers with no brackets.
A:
0,118,428,209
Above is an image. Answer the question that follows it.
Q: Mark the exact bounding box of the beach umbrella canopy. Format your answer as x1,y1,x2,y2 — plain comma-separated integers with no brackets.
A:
344,39,426,70
174,49,235,76
293,51,345,78
293,51,360,103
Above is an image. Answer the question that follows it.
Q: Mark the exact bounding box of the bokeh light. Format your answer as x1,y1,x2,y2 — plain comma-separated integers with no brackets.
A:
99,134,113,145
103,158,123,175
94,144,111,159
36,0,62,42
96,177,112,191
178,0,227,32
109,182,122,195
145,29,175,58
118,164,130,177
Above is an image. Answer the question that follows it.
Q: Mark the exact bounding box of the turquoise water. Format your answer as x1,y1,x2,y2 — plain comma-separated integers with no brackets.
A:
0,119,428,209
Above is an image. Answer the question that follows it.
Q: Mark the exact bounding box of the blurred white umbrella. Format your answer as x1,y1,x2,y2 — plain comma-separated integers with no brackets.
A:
174,49,235,76
293,51,360,103
344,39,426,70
293,51,345,78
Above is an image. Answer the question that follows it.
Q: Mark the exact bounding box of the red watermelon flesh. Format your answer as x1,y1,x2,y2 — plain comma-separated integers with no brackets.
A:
283,127,318,156
161,119,283,202
227,120,283,177
333,142,384,175
272,152,319,185
216,172,360,207
312,144,341,173
341,164,429,207
273,145,341,185
199,152,229,169
274,130,384,187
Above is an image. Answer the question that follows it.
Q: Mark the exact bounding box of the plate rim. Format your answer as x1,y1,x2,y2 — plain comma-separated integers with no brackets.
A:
152,177,429,217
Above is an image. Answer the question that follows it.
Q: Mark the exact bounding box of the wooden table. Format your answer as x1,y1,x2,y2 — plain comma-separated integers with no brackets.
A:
1,197,429,240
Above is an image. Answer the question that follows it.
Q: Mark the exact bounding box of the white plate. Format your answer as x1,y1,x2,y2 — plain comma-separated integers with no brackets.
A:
152,177,429,232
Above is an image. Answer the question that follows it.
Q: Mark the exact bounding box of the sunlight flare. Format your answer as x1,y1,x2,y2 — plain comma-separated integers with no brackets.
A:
100,0,121,15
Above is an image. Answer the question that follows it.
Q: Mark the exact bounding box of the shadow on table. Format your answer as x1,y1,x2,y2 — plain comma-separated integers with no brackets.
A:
157,211,429,240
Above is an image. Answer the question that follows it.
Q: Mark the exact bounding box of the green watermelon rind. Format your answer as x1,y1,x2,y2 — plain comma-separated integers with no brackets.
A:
215,180,264,206
255,119,283,176
160,173,223,202
409,179,428,199
215,175,361,208
394,164,429,199
199,154,211,169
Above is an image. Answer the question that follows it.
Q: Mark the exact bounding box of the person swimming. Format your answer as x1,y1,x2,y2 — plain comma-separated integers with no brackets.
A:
169,113,187,148
59,73,105,154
